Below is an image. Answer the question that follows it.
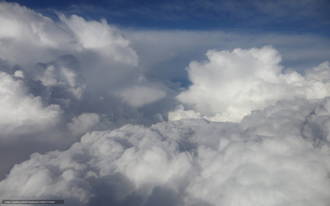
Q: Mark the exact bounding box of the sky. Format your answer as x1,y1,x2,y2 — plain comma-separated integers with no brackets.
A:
5,0,330,33
0,0,330,206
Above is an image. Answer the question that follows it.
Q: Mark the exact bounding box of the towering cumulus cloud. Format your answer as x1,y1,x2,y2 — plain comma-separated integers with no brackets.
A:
175,47,330,122
1,97,330,206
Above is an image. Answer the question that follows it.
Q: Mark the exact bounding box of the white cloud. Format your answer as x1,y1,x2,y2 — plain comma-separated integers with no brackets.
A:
118,86,166,108
0,71,61,137
1,97,330,206
176,46,330,122
68,113,101,136
13,70,24,79
0,2,72,66
168,105,203,121
0,2,138,67
59,15,138,66
0,1,143,178
0,1,152,134
0,2,139,103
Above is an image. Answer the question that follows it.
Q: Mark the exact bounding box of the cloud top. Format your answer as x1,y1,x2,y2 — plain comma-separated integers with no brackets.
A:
176,46,330,121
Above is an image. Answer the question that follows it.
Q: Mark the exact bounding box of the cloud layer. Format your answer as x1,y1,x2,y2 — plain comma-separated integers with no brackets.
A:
1,97,330,206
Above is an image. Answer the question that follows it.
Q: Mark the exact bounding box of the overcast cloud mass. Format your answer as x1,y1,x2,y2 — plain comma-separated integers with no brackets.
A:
0,1,330,206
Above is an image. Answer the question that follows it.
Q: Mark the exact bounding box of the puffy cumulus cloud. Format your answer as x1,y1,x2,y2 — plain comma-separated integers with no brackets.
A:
59,15,138,66
176,46,330,122
0,2,137,67
0,71,61,137
168,105,203,121
118,85,166,108
68,113,101,137
1,97,330,206
0,2,72,66
0,1,139,105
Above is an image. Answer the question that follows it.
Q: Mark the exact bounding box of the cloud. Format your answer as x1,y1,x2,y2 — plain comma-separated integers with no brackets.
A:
125,29,330,88
0,1,140,105
0,2,137,67
0,1,158,178
0,2,330,205
59,14,138,66
0,71,61,137
0,1,168,137
168,105,203,121
33,63,85,99
118,86,166,108
175,46,330,121
1,96,330,206
68,113,101,136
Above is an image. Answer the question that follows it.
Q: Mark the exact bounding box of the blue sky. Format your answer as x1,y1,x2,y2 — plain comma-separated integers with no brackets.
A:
5,0,330,35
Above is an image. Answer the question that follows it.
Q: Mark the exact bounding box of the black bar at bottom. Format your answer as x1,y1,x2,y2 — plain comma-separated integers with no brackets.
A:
2,200,64,204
